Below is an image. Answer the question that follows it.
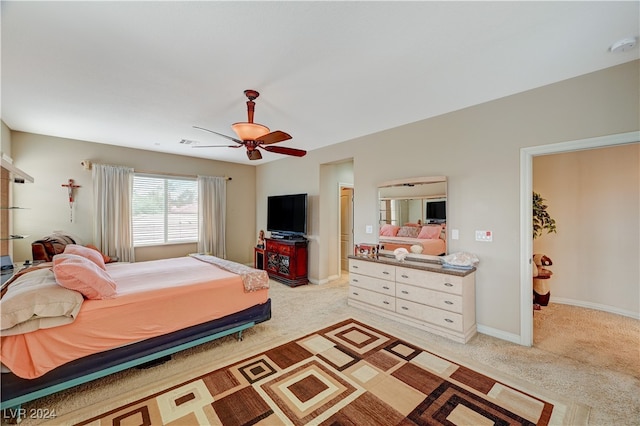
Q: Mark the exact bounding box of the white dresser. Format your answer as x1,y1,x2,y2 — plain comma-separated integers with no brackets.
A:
348,255,476,343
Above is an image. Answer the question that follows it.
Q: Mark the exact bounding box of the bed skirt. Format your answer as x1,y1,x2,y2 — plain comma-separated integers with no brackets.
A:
1,299,271,410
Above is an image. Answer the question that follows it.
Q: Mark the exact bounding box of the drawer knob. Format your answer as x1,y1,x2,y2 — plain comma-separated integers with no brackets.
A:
401,274,409,278
352,265,359,269
353,279,359,282
444,283,453,287
383,301,390,305
353,292,359,296
401,290,409,294
383,271,390,275
444,318,454,323
445,300,453,305
401,306,409,310
382,286,389,290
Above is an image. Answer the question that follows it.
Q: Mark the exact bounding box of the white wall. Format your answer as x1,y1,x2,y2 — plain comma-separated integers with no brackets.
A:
9,132,257,264
256,60,640,339
533,144,639,316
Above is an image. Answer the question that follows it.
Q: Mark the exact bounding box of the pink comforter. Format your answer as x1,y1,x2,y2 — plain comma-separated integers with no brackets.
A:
0,257,268,379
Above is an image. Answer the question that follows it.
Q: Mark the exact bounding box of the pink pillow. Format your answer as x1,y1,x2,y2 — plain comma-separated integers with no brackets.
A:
418,225,442,239
397,226,420,238
64,244,107,270
380,224,400,237
53,254,117,299
85,244,113,264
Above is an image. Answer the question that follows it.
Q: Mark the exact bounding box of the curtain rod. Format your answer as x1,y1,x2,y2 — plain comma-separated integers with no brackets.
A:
134,169,232,181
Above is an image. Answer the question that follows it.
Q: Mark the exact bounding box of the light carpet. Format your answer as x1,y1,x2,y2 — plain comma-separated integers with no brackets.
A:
51,318,588,426
7,278,638,425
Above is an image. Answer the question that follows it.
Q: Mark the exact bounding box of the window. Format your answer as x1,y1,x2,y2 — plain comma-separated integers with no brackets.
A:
132,175,198,246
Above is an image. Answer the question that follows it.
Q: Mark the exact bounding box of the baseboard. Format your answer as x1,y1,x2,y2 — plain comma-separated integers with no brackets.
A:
308,274,340,285
551,297,640,320
477,324,522,345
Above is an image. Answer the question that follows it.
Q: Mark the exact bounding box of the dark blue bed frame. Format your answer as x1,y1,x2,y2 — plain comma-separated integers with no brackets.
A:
1,299,271,419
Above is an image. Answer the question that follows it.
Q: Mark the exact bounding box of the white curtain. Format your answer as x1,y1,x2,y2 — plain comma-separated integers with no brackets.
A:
92,164,135,263
198,175,226,258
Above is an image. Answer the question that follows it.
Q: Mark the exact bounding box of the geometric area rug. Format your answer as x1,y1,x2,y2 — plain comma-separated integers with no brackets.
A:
71,319,589,426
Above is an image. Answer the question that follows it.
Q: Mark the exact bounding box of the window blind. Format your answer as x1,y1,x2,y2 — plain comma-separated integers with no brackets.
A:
132,174,198,246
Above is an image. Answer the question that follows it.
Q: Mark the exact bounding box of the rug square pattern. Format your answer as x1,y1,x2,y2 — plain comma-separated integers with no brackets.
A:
259,359,362,425
155,379,214,424
74,318,582,426
409,381,538,426
323,322,390,355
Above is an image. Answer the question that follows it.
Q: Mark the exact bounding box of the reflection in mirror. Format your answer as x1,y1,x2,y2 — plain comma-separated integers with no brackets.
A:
378,176,447,257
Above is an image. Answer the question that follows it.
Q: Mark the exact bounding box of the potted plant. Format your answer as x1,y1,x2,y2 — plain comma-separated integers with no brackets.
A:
533,192,557,238
532,192,557,307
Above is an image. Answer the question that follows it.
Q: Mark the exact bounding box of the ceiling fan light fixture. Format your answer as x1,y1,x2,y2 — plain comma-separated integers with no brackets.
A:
231,122,270,141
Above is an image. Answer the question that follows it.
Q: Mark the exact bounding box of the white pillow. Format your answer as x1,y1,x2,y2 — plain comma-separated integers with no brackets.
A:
1,268,83,333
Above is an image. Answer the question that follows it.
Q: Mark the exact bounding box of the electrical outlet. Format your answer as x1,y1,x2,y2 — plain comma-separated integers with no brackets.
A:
475,230,493,242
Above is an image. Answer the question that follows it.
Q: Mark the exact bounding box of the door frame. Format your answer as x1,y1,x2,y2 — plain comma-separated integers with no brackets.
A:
519,131,639,346
338,183,354,277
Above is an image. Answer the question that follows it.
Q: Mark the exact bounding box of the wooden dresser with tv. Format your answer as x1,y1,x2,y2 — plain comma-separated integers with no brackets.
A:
265,237,308,287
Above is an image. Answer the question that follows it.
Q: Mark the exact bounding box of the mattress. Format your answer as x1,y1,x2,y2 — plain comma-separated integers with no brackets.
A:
0,257,268,379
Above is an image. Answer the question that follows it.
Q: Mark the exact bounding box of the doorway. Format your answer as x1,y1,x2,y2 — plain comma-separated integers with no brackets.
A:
339,185,354,274
519,131,639,346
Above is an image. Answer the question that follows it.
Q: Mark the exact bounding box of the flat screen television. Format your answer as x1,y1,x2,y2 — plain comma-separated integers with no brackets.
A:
426,199,446,223
267,193,308,236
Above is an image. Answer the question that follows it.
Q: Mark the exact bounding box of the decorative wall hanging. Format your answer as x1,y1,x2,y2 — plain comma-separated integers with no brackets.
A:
61,179,81,222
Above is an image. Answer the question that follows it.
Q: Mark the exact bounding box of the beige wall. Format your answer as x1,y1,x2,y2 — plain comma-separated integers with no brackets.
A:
9,132,257,264
1,121,12,157
533,144,639,316
256,60,639,339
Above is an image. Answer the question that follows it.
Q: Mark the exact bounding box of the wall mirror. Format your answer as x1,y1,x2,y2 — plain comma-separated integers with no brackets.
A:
378,176,447,257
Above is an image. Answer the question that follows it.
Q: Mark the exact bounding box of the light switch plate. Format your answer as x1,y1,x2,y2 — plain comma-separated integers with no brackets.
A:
475,230,493,242
451,229,459,240
365,225,373,234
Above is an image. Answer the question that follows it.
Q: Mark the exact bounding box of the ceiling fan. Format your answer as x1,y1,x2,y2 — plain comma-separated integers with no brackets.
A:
189,90,307,161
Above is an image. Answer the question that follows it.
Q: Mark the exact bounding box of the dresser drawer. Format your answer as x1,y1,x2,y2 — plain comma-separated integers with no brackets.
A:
396,266,463,295
349,286,395,312
349,259,395,280
350,273,395,296
396,299,463,332
396,283,462,313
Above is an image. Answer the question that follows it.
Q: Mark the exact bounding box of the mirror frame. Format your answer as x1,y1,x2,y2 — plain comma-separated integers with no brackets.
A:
377,176,447,260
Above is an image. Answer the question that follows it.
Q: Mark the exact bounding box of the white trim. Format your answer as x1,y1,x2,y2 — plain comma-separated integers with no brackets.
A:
476,324,521,345
520,131,639,346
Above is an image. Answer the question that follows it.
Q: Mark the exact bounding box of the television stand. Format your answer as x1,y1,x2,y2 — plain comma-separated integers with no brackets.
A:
265,238,308,287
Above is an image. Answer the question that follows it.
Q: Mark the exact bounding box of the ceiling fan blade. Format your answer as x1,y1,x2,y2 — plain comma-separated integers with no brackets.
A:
192,145,242,148
193,126,244,145
247,149,262,160
256,130,292,145
262,145,307,157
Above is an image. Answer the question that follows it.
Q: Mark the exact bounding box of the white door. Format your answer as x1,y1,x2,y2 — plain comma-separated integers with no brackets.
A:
340,187,354,271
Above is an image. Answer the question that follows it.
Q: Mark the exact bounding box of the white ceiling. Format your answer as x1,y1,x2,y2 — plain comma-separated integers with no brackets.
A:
2,1,638,165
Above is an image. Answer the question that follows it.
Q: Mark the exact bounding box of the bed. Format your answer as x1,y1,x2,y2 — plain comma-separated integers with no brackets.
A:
378,223,446,255
0,251,271,416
